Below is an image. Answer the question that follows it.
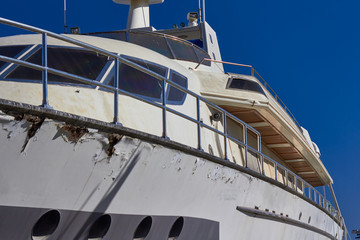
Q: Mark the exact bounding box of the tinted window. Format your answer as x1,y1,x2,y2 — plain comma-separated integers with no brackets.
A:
167,71,187,103
0,45,28,69
127,32,210,65
125,57,167,77
118,64,162,99
167,38,198,62
108,57,167,100
228,78,265,95
6,47,108,84
89,31,127,41
194,47,211,66
129,32,173,58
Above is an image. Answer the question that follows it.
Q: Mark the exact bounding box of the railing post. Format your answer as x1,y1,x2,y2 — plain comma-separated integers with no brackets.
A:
162,75,168,139
302,181,305,195
244,124,248,167
295,177,298,192
113,58,121,125
261,155,265,176
285,170,288,186
41,33,51,108
274,163,278,182
223,111,228,160
196,97,203,151
251,67,254,76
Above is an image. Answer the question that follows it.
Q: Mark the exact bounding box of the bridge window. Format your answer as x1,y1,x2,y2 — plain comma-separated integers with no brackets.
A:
227,77,265,95
167,71,187,104
5,46,108,85
106,56,167,100
0,45,29,69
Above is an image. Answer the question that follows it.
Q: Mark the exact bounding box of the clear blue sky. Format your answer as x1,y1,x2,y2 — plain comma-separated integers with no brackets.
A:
1,0,359,237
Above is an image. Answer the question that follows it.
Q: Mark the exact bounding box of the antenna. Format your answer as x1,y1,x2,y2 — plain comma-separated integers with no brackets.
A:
64,0,67,33
198,0,202,22
198,0,206,23
202,0,206,22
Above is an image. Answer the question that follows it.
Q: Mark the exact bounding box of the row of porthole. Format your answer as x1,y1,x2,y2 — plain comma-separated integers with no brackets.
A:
31,210,184,240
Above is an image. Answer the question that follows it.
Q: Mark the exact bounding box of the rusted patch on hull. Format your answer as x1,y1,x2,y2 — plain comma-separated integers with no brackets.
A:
106,134,123,157
3,111,46,152
60,125,89,143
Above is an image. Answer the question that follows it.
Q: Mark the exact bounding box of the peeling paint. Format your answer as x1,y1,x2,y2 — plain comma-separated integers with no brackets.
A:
208,166,223,181
0,110,15,122
2,113,45,152
207,166,238,184
192,158,205,174
3,119,28,141
92,148,106,163
172,153,181,164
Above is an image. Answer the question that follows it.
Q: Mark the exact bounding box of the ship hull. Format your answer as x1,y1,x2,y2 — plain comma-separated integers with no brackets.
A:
0,102,343,240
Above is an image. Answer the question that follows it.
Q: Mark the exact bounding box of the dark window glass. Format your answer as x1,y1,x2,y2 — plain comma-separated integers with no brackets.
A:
6,47,108,85
167,72,187,103
88,31,127,41
194,47,211,66
167,38,198,62
108,57,167,100
228,78,266,95
129,32,173,58
125,57,167,77
0,45,28,69
118,63,162,99
128,32,210,66
189,39,203,49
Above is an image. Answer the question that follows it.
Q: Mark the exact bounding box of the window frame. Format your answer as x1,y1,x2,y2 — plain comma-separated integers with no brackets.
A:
0,44,35,77
1,45,110,88
226,76,266,96
102,54,169,102
166,69,188,105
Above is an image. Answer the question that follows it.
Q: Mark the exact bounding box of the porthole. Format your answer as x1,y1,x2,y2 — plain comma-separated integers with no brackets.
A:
32,210,60,240
88,214,111,240
168,217,184,240
133,216,152,240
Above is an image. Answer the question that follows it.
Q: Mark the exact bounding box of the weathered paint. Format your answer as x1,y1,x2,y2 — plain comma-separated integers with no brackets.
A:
0,110,343,239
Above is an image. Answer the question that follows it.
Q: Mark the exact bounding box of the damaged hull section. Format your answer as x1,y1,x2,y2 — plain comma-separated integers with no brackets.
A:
0,108,342,240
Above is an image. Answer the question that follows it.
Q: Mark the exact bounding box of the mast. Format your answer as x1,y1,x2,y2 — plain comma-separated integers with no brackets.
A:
113,0,164,29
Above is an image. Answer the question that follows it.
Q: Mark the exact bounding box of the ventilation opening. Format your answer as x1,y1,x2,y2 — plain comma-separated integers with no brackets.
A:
168,217,184,240
88,214,111,240
32,210,61,240
133,216,152,240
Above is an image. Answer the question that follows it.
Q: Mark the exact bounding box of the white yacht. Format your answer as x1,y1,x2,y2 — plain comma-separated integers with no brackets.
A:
0,0,348,239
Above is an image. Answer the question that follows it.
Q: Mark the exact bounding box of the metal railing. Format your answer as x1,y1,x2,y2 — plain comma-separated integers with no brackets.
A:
195,58,302,132
0,17,339,223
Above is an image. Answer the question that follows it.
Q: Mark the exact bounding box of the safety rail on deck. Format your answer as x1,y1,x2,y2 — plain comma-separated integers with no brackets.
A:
0,17,340,223
194,58,302,132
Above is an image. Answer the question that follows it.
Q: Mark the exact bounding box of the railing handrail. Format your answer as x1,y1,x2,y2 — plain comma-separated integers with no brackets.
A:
0,18,339,223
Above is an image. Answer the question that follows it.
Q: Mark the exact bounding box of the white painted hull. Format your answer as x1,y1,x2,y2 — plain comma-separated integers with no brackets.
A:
0,109,343,239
